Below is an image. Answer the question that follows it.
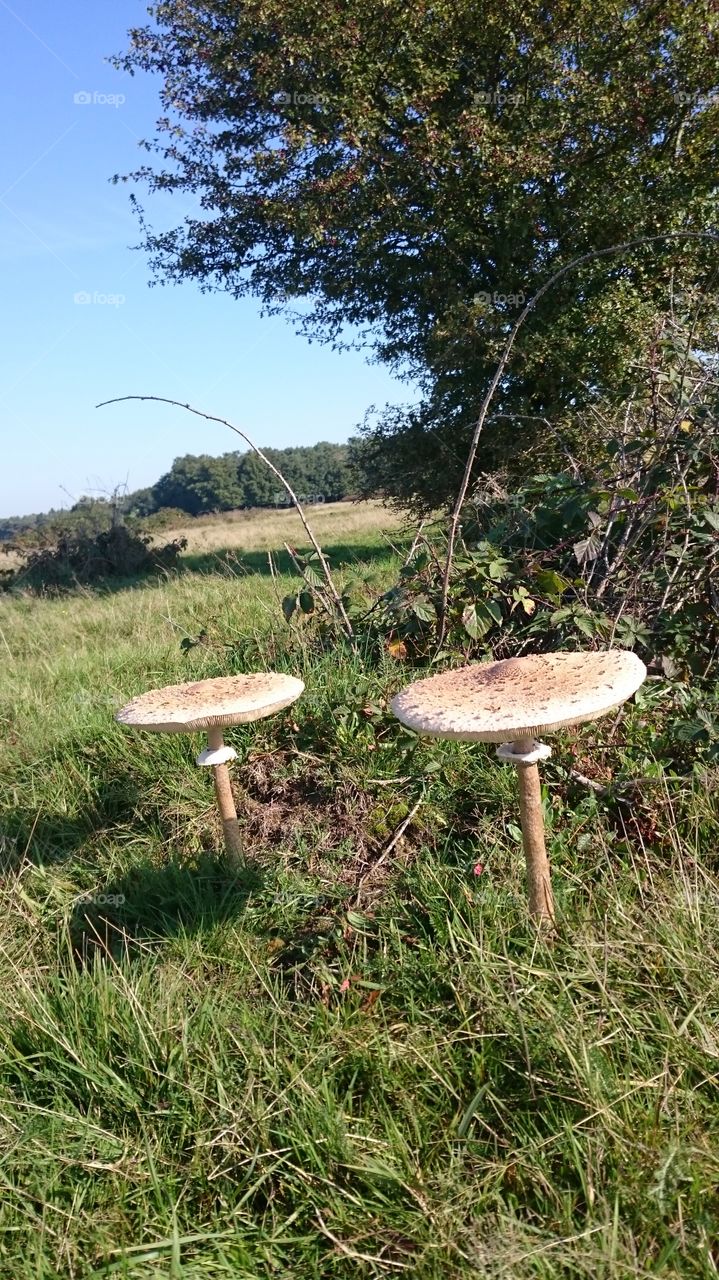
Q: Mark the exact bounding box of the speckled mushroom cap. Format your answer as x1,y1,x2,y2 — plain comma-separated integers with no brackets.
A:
116,673,304,733
390,650,646,742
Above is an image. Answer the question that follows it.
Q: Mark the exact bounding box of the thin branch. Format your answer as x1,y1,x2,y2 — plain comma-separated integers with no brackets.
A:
96,394,357,648
354,792,424,904
315,1211,409,1271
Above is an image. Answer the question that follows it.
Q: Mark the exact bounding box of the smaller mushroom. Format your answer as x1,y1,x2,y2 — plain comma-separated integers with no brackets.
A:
390,650,646,923
116,673,304,863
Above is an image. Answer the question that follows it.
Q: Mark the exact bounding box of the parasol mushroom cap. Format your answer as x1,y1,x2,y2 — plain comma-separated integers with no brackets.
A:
116,673,305,734
390,650,646,743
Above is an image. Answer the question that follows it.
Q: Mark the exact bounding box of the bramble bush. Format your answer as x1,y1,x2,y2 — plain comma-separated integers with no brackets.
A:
1,523,187,592
276,320,719,768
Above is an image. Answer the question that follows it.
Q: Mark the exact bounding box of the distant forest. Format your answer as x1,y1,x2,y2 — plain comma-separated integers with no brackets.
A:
0,441,360,542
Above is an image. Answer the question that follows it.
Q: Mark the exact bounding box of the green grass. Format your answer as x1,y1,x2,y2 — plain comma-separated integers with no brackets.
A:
1,514,718,1278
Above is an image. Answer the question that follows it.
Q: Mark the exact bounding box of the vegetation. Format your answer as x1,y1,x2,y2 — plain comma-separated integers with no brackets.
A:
151,441,354,516
2,523,187,592
115,0,719,506
1,504,718,1276
0,442,356,548
2,4,718,1272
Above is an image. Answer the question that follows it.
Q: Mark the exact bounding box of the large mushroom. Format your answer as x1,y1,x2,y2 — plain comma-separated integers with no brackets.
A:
116,673,304,863
390,650,646,923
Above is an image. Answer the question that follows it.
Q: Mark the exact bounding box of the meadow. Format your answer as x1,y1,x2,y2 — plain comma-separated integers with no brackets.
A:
0,500,718,1278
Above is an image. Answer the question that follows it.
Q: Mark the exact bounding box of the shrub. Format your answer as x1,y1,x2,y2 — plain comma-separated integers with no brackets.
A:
3,524,187,592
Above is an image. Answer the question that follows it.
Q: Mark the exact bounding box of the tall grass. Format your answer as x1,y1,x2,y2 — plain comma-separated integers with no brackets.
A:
0,505,718,1277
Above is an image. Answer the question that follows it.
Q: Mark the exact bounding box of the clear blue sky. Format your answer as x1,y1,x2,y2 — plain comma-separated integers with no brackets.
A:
0,1,416,517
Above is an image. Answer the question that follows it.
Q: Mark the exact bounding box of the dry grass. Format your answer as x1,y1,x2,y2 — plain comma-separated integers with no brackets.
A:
158,499,408,556
0,547,24,571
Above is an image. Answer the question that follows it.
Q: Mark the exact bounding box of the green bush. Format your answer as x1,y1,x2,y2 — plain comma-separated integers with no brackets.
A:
3,523,187,592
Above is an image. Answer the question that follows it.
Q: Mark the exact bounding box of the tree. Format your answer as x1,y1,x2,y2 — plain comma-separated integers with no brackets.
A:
115,0,719,509
124,486,158,518
148,443,354,514
236,451,279,507
153,453,244,514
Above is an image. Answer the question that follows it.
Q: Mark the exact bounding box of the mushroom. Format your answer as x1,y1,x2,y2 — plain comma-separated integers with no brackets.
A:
390,650,646,923
116,673,304,862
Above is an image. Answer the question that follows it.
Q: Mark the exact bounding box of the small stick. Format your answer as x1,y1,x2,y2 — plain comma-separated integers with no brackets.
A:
354,794,424,902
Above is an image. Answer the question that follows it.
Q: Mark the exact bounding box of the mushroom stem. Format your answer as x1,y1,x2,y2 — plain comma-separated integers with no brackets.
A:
513,737,554,924
206,728,242,864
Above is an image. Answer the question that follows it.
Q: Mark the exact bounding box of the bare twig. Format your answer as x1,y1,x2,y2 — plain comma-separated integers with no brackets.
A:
96,394,357,649
402,517,428,567
569,770,608,796
354,793,424,903
315,1211,409,1270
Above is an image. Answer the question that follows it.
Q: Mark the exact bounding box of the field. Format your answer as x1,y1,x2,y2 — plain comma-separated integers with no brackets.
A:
1,500,718,1278
158,500,408,558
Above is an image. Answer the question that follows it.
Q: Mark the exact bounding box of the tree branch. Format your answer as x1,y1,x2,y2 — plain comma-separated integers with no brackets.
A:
96,394,357,648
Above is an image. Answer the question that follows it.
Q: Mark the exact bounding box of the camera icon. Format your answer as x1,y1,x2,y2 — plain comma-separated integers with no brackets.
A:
273,91,292,105
73,291,92,304
73,90,92,105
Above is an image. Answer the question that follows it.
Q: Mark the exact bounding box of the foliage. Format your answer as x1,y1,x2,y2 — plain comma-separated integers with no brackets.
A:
3,523,187,592
115,0,719,507
0,442,359,542
2,556,719,1275
151,441,355,516
278,332,718,772
0,495,122,549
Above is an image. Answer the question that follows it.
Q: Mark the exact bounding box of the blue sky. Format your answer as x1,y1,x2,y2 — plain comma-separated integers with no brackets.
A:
0,1,416,517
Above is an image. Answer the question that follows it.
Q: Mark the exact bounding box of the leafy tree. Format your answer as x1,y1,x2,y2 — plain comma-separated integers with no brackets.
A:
237,452,279,507
150,442,356,513
115,0,719,509
153,453,244,514
124,486,158,517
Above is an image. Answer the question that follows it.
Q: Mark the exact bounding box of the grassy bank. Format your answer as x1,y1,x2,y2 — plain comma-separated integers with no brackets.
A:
0,503,718,1278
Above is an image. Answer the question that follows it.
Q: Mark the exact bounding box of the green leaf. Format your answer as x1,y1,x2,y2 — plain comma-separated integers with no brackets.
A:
282,594,298,622
534,569,571,597
573,535,602,564
411,595,436,622
303,564,324,587
574,612,596,637
462,600,501,639
462,602,485,639
299,590,315,614
346,911,371,929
